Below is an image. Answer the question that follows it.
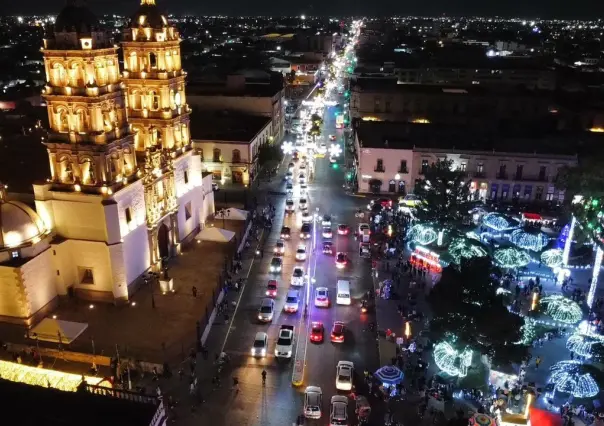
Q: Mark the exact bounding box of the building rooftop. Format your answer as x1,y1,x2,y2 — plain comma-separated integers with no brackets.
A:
0,379,158,426
355,120,588,157
190,110,271,142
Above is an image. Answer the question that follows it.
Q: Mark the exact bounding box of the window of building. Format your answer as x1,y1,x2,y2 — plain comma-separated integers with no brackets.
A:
149,52,157,69
512,184,521,199
477,163,484,173
399,160,407,173
79,267,94,285
516,165,524,179
374,97,381,113
184,169,189,184
499,164,506,177
232,149,241,163
185,201,192,221
149,91,160,110
524,185,532,199
536,186,544,200
213,148,221,162
501,184,510,199
421,159,429,174
539,166,547,180
375,159,384,172
125,207,132,224
459,163,467,172
11,251,19,259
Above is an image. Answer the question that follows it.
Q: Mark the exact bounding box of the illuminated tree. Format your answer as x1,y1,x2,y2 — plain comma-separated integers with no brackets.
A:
413,159,471,228
428,257,527,365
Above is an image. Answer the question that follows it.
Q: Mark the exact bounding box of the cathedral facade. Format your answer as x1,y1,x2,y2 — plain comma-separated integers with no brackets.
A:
0,0,214,325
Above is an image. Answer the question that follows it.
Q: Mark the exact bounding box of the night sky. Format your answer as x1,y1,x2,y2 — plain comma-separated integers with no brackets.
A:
0,0,601,20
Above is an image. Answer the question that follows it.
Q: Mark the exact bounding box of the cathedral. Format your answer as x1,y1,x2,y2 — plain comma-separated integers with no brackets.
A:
0,0,215,325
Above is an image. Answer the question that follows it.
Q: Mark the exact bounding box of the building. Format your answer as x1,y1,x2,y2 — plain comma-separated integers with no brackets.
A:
350,79,553,129
0,0,214,325
354,120,578,203
187,71,285,142
190,111,272,185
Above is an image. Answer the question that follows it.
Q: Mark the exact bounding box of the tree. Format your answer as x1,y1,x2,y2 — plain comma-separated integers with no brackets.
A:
428,257,527,366
257,144,282,171
413,159,471,228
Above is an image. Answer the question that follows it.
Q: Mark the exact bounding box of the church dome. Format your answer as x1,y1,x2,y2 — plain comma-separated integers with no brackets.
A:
54,0,101,34
129,0,168,29
0,188,47,250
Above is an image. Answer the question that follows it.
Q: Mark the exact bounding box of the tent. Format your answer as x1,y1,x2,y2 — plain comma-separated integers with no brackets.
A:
30,318,88,344
195,226,236,243
216,208,248,221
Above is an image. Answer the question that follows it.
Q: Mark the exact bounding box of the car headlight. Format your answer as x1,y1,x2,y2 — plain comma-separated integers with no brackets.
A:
261,348,266,355
258,315,263,320
251,348,256,354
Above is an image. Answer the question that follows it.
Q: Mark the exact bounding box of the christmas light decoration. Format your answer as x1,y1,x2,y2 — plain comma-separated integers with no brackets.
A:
510,229,550,252
562,217,576,266
0,360,107,392
329,143,342,157
433,341,473,377
482,213,520,232
548,360,599,398
447,238,488,265
493,248,531,268
541,249,564,268
516,317,537,345
466,231,481,241
566,333,604,359
588,246,603,309
408,224,438,245
541,295,583,324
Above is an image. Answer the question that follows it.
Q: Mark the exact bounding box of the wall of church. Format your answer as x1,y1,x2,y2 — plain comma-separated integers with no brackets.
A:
0,265,28,319
20,248,58,317
120,223,150,291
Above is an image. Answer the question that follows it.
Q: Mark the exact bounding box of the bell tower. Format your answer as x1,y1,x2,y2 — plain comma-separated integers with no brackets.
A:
41,0,137,191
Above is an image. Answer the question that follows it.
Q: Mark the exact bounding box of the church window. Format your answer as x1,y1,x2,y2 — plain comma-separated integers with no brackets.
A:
129,52,138,71
125,207,132,224
131,91,142,110
184,169,189,184
53,63,68,87
149,90,160,110
58,109,69,132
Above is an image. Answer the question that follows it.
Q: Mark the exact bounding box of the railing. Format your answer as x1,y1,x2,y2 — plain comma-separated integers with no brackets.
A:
496,173,508,179
516,174,549,182
398,168,409,174
85,384,159,405
374,166,385,172
473,171,486,178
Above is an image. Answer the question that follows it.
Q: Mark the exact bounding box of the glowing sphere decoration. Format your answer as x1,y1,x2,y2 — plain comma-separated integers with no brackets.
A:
447,238,488,265
433,341,473,377
482,213,520,232
493,248,531,269
541,295,583,324
408,224,438,246
541,249,564,268
510,229,550,252
548,360,600,399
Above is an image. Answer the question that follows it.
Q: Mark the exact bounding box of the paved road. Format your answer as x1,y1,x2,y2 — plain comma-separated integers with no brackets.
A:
198,98,381,425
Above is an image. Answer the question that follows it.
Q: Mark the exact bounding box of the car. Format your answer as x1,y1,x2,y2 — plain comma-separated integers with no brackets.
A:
266,280,278,297
322,227,333,239
299,198,308,210
335,361,354,391
285,199,295,212
358,223,370,235
291,266,305,286
322,214,332,227
281,226,291,239
314,287,330,308
329,156,336,164
335,252,348,269
211,182,219,191
270,257,283,273
301,211,312,223
319,142,327,153
337,224,349,235
322,241,333,255
331,321,345,343
288,162,295,171
286,181,293,191
300,181,308,190
329,395,349,426
285,171,293,181
284,290,300,313
304,386,323,419
299,162,307,170
251,332,268,357
301,223,312,239
257,298,275,323
274,240,285,255
299,173,306,183
329,134,337,141
296,245,307,261
275,325,295,358
310,321,325,343
369,198,393,209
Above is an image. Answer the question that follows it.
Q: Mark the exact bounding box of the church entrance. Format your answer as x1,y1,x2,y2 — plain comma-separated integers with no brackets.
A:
157,223,170,260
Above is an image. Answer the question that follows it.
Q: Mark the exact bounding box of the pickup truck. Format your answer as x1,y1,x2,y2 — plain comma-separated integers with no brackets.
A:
275,325,295,359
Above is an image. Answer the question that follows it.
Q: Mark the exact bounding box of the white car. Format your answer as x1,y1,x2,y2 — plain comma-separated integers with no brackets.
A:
299,163,307,170
285,199,295,212
296,245,307,261
275,325,295,358
257,298,275,323
329,395,349,426
318,143,327,153
300,181,308,190
322,215,332,227
270,257,283,273
301,212,312,223
284,290,300,313
299,198,308,211
314,287,330,308
251,332,268,357
299,173,307,183
335,361,354,391
304,386,323,419
285,171,293,181
291,266,305,286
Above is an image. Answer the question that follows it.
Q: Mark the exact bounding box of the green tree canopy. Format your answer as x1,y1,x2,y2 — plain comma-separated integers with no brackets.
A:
413,159,471,228
428,257,527,366
257,144,283,170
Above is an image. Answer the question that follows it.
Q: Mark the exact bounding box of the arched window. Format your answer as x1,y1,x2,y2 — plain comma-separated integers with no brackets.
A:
169,89,176,109
75,109,88,132
213,148,221,162
232,149,241,163
150,128,159,146
149,90,160,110
131,90,142,110
181,123,188,144
129,52,138,72
59,157,74,183
53,63,68,87
57,108,69,132
81,158,96,184
149,52,157,69
133,127,143,150
70,62,85,86
165,51,172,71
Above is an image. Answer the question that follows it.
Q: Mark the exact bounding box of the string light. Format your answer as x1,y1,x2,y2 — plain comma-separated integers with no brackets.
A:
493,248,531,268
482,213,520,232
548,360,599,398
447,238,488,265
566,334,604,359
541,249,564,268
510,229,550,252
562,217,576,266
588,246,603,309
516,317,537,345
433,341,473,377
541,294,583,324
408,224,438,245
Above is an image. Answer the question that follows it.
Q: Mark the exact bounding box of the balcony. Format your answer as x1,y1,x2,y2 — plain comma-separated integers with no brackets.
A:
472,171,486,178
516,174,549,182
398,167,409,174
374,166,385,173
496,173,508,180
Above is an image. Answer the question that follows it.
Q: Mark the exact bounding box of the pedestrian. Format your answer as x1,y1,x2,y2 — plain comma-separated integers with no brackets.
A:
192,286,197,298
224,313,229,324
178,368,184,380
535,356,542,369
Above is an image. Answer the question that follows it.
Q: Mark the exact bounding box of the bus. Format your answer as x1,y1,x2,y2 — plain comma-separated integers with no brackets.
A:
335,113,344,129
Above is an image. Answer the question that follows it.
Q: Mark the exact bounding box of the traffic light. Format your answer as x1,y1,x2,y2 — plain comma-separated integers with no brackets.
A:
346,172,352,179
332,163,339,169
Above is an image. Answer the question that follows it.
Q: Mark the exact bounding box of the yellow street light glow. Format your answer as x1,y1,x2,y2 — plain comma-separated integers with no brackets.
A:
0,360,109,392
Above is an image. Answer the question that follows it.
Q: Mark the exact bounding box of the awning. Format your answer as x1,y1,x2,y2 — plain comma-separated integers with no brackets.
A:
195,226,235,243
30,318,88,344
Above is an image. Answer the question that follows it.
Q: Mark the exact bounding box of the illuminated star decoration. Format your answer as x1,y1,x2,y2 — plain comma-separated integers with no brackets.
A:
433,341,473,377
482,213,521,232
541,249,564,268
281,141,294,155
566,333,604,359
548,360,600,399
329,143,342,157
408,224,438,245
493,248,531,268
510,229,550,252
540,295,583,324
447,238,488,265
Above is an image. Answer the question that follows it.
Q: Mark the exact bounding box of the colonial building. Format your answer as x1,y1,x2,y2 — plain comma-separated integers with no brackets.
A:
0,0,214,325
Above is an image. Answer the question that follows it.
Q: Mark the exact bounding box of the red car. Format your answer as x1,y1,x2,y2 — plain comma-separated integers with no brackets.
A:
337,224,350,235
336,252,348,269
266,280,278,297
310,322,324,343
331,321,345,343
